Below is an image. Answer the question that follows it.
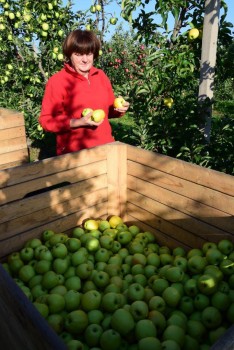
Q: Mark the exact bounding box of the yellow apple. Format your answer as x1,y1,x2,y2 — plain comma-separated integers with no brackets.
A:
82,108,93,117
188,28,199,41
113,97,126,109
91,109,105,123
163,97,174,108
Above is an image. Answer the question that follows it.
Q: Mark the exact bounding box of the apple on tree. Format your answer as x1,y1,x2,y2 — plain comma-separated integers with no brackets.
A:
188,28,200,41
110,17,118,25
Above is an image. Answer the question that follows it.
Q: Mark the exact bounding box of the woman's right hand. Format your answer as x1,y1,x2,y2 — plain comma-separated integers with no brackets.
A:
70,112,104,128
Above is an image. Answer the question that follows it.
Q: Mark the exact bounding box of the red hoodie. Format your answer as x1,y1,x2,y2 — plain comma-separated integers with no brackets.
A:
39,63,119,155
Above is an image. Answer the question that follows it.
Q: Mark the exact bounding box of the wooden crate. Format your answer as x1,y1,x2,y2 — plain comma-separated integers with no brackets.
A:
0,142,233,349
0,108,29,170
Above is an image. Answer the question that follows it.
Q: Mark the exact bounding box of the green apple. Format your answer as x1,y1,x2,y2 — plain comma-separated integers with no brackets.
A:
81,290,102,311
162,325,185,348
65,276,81,291
167,314,187,330
42,270,60,290
47,314,64,334
187,248,203,258
161,339,180,350
64,290,80,312
84,323,103,347
219,259,234,275
160,253,174,266
197,274,218,295
66,339,84,349
184,278,198,297
187,319,206,339
52,243,68,259
9,258,24,275
92,270,110,289
101,292,122,312
179,296,194,315
148,310,166,335
162,286,181,308
90,5,96,13
20,247,34,262
100,235,113,250
211,291,230,311
31,284,47,299
127,283,145,301
188,255,207,274
100,329,121,350
173,246,186,257
72,227,85,238
117,230,132,245
65,238,81,252
110,17,118,25
201,306,222,329
148,295,166,312
152,278,169,295
50,285,67,296
28,274,43,289
111,308,135,336
103,228,118,239
129,300,148,321
206,248,223,265
76,262,92,279
18,264,35,282
47,293,65,314
71,248,88,266
135,319,157,340
104,264,121,277
204,265,223,283
144,265,158,278
194,293,210,310
146,252,161,267
26,237,42,249
49,233,68,246
165,266,184,282
35,259,52,274
227,303,234,323
132,264,145,275
202,242,217,254
133,273,147,286
52,258,69,274
218,239,233,255
88,309,104,324
65,309,88,334
33,302,49,318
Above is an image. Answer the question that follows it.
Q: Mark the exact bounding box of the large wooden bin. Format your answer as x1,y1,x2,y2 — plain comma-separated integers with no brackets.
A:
0,142,233,349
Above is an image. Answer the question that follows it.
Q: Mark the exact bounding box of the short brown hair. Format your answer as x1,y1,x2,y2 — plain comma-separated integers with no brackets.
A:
63,29,101,60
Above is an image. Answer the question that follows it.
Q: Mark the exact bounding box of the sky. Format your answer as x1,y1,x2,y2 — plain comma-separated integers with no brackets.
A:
66,0,234,41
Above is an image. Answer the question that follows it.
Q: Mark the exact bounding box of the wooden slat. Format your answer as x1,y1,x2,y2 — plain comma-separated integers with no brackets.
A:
0,144,109,189
0,126,26,141
125,212,196,251
0,203,108,260
128,161,234,216
127,144,234,196
0,149,28,170
126,201,232,249
0,187,108,242
0,109,25,129
0,137,27,154
127,189,233,241
128,175,234,234
107,143,127,219
0,174,107,225
0,160,107,205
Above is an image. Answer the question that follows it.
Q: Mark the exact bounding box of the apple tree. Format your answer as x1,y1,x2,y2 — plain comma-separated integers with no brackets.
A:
116,0,233,173
0,0,85,146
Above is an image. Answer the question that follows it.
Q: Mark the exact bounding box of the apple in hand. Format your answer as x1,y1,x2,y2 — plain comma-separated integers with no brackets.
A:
91,109,105,122
113,97,126,109
82,108,93,117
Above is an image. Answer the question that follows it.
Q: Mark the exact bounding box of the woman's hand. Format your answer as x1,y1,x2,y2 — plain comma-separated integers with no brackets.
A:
70,111,104,128
114,96,130,116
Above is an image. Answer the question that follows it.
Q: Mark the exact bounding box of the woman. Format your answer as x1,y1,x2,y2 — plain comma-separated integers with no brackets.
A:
39,29,129,155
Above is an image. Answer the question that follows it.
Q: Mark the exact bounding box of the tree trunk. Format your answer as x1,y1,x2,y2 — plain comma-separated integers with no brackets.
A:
198,0,221,143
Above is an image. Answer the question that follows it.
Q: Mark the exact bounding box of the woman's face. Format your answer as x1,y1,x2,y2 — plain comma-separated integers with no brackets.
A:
70,52,94,76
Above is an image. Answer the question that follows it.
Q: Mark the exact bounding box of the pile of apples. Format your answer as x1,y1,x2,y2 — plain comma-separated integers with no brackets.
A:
3,215,234,350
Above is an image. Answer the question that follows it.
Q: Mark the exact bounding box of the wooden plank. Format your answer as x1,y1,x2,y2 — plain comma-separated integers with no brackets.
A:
107,143,127,218
0,126,26,141
0,109,25,129
0,137,27,154
0,160,107,205
0,161,28,171
0,203,108,259
125,212,194,251
0,187,108,242
126,203,207,250
128,161,234,216
0,174,107,225
128,175,234,234
0,149,28,169
0,144,108,189
127,144,234,196
127,189,233,241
